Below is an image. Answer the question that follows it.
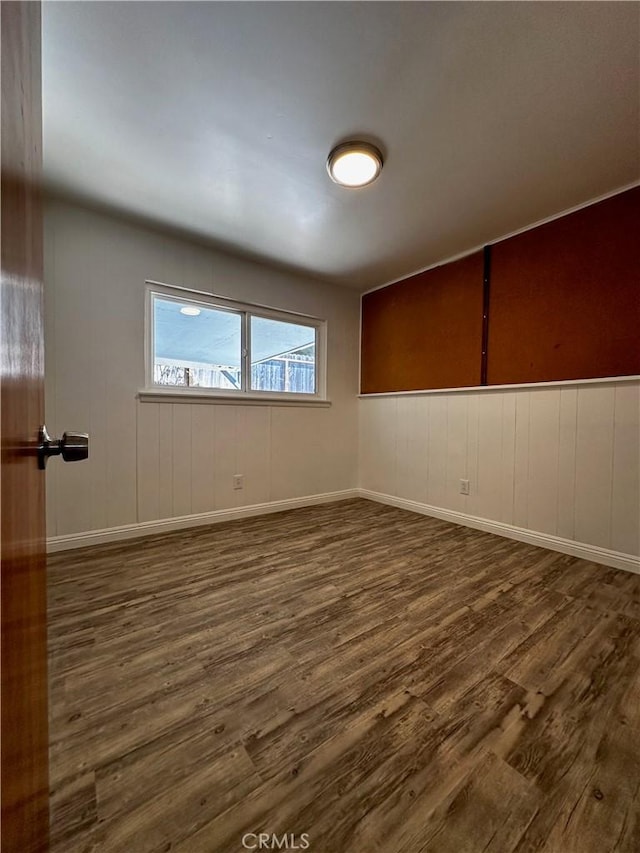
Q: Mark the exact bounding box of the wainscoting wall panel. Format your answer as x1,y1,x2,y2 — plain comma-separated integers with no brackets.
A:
359,381,640,558
612,383,640,556
134,402,352,525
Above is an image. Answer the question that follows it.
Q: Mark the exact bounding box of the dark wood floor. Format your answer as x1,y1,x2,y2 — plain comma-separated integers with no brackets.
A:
47,498,640,853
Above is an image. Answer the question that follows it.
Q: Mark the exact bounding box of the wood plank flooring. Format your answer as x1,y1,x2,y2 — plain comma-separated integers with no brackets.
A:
47,498,640,853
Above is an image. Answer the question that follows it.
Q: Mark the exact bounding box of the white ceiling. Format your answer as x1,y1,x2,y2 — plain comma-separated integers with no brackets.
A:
42,2,639,290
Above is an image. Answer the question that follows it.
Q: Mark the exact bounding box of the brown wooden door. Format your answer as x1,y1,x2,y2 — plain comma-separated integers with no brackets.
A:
1,2,49,852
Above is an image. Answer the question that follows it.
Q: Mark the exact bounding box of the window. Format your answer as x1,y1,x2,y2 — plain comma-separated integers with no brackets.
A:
146,283,326,400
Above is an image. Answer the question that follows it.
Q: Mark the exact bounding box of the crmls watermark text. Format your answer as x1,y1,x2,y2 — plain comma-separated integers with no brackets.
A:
241,832,310,850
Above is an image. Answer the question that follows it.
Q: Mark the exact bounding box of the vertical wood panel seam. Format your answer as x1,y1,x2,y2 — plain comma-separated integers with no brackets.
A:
211,404,217,510
511,397,518,525
170,404,175,517
268,406,273,503
555,392,562,538
424,396,430,503
168,405,174,517
609,386,618,551
189,404,195,512
135,401,139,523
464,396,469,481
268,406,274,503
608,388,615,549
465,395,469,482
498,394,504,520
472,395,479,515
189,404,194,516
553,391,560,535
572,389,579,542
443,398,448,504
156,403,161,522
525,393,531,529
605,386,615,551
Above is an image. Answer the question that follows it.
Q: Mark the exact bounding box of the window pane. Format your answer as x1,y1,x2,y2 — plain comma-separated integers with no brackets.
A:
250,316,316,394
153,296,242,390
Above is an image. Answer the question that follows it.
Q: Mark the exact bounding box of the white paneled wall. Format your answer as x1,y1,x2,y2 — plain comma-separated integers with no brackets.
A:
135,402,356,524
44,200,359,538
360,382,640,557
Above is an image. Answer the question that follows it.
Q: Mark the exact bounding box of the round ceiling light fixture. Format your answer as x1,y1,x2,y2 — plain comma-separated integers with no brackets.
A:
327,141,383,188
180,305,201,317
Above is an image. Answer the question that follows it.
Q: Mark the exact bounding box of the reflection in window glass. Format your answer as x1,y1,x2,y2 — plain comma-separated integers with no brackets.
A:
153,296,242,390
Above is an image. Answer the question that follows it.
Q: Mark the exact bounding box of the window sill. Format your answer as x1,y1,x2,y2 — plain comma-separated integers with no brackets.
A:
138,389,331,407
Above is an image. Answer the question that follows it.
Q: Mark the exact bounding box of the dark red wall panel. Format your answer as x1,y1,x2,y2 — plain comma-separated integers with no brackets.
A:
487,188,640,385
361,252,484,393
360,187,639,393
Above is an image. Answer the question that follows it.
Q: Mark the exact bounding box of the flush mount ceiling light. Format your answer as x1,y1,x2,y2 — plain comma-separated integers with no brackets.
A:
180,305,201,317
327,141,383,188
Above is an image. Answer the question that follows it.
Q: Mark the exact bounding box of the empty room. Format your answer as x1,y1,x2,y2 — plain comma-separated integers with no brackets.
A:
2,2,640,852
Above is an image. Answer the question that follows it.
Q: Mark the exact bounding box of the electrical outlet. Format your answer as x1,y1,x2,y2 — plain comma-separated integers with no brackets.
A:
459,479,470,495
233,474,244,490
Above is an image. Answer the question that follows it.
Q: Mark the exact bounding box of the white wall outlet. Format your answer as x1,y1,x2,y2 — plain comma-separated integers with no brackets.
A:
233,474,244,490
459,479,470,495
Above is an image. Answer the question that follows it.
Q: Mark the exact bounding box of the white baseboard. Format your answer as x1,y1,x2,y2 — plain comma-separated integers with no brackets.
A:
359,489,640,575
46,489,359,553
47,487,640,575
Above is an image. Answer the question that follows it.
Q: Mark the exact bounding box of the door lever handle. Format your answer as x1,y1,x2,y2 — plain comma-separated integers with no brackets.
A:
38,425,89,470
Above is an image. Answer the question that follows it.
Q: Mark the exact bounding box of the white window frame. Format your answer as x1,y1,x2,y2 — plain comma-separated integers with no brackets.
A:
143,281,328,404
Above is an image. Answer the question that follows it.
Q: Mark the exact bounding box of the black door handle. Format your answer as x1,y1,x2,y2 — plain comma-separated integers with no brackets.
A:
38,425,89,469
